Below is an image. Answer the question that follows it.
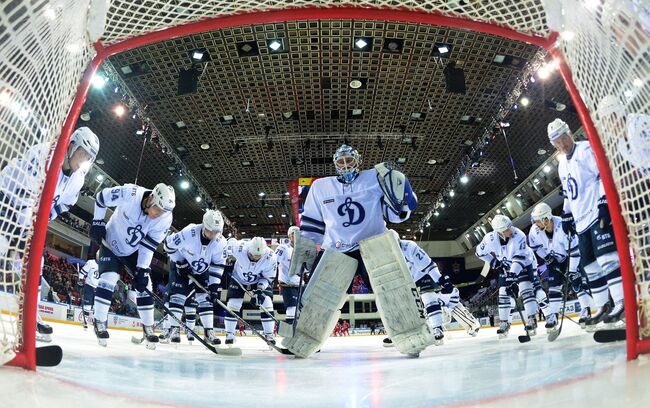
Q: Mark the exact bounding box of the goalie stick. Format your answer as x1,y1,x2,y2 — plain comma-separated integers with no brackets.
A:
186,274,294,355
120,264,241,357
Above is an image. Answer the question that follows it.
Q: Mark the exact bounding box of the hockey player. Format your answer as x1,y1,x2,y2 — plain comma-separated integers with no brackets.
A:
529,202,593,330
286,144,431,358
548,118,625,327
476,215,540,338
275,226,303,327
223,237,277,345
78,252,100,329
163,209,227,345
89,182,175,348
0,126,100,341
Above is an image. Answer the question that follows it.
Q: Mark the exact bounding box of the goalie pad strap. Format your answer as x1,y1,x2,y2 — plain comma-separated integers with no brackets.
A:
451,303,480,332
360,231,434,355
282,250,357,358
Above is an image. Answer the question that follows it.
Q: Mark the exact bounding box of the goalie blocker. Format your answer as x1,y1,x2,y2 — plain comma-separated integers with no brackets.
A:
283,230,434,358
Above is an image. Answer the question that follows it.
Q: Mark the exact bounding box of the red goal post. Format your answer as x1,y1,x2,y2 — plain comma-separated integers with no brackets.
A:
1,0,648,369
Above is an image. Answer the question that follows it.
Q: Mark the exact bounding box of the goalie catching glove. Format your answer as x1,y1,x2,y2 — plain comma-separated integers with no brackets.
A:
374,162,418,216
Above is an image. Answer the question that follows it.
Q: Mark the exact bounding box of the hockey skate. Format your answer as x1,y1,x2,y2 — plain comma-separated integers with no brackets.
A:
36,321,53,343
143,325,159,350
169,327,181,344
467,328,479,337
545,313,558,333
265,334,276,347
433,326,444,346
578,307,591,329
158,328,171,344
93,320,109,347
603,301,625,326
205,328,221,345
382,337,394,347
525,316,538,336
186,328,195,344
497,322,511,339
82,310,93,331
225,333,235,346
585,304,610,332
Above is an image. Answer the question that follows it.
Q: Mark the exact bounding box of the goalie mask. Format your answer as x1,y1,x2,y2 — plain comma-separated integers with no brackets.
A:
333,144,361,184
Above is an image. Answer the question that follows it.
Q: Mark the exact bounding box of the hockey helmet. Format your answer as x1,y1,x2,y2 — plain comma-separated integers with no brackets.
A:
69,127,100,169
597,95,624,119
547,118,570,141
203,209,224,233
531,202,553,223
490,214,512,234
151,183,175,212
248,236,267,257
333,144,361,183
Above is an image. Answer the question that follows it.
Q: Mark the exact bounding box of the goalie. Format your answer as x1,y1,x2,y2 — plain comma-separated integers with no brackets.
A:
283,144,434,358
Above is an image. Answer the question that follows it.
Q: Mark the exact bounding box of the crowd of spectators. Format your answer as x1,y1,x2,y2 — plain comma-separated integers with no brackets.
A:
57,213,89,234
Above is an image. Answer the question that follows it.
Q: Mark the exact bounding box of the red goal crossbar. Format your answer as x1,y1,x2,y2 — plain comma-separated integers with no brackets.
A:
13,6,646,369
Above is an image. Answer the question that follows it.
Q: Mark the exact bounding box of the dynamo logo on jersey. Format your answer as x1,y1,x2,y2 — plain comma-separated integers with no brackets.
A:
125,224,145,247
567,174,578,200
191,258,209,273
337,197,365,227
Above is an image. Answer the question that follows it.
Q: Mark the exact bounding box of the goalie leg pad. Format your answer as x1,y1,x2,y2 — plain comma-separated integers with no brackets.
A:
451,303,480,333
282,250,357,358
360,231,434,356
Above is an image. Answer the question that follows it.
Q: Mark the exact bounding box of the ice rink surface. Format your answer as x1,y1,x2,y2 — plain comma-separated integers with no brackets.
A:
2,320,650,408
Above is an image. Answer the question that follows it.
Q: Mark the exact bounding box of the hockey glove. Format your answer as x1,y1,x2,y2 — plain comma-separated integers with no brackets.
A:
490,257,503,271
90,220,106,246
208,283,222,303
567,270,583,293
76,277,85,291
544,255,559,270
133,267,150,292
561,213,576,236
507,280,520,299
250,289,265,307
175,261,191,278
598,195,611,228
439,275,455,294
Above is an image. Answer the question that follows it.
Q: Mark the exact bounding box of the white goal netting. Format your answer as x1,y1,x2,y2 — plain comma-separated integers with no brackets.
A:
0,0,648,366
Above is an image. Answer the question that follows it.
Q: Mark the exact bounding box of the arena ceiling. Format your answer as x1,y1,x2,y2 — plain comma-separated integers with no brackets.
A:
78,19,580,240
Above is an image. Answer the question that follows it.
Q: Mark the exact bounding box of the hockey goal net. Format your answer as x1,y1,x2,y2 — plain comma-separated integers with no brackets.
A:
1,0,648,368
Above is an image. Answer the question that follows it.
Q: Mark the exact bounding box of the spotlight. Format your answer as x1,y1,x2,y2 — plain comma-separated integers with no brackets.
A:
258,192,266,198
91,74,107,89
433,43,452,57
113,104,126,117
135,128,145,136
95,174,104,182
543,165,551,173
195,196,202,203
519,97,530,107
189,48,210,63
267,39,286,53
353,37,372,51
449,189,455,197
460,174,469,184
180,180,190,190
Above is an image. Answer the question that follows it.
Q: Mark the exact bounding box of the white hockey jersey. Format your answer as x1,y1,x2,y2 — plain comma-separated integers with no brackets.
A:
399,240,441,283
558,141,605,234
300,169,413,253
164,223,228,286
227,240,277,290
0,142,87,223
528,215,580,273
475,228,534,275
93,184,172,269
79,259,99,288
275,243,300,286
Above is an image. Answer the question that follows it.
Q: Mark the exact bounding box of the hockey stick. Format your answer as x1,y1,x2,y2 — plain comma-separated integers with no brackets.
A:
36,345,63,367
593,328,626,343
187,274,293,355
506,286,531,343
548,232,574,342
120,264,241,357
232,278,281,325
77,264,89,330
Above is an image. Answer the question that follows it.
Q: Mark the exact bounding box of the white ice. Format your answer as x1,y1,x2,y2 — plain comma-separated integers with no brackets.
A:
2,320,650,408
